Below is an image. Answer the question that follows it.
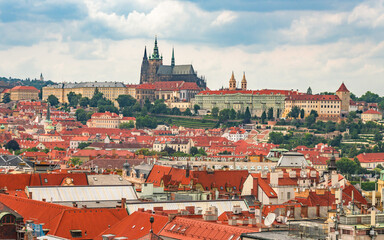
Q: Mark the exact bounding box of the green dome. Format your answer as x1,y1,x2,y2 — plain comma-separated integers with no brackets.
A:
46,125,55,130
0,124,5,130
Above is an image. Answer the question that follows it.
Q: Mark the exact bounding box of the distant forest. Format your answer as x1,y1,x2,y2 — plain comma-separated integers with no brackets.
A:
0,76,54,90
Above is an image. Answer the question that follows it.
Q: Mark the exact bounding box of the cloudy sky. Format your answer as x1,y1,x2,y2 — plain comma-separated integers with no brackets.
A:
1,0,384,95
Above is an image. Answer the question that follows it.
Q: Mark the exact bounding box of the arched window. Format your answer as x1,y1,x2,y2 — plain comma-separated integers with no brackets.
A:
1,214,16,224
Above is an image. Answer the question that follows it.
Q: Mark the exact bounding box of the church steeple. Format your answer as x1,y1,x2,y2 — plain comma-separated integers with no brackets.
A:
229,71,236,91
151,36,160,60
143,46,148,60
171,47,175,67
241,72,247,90
40,73,44,81
46,103,51,121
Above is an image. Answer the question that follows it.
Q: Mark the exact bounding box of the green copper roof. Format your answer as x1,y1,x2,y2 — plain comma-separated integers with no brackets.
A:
0,124,5,129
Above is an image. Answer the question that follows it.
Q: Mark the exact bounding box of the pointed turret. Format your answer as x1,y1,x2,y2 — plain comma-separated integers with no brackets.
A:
40,73,44,81
171,47,175,67
229,71,236,91
143,46,148,60
241,72,247,90
327,151,337,173
151,36,160,60
336,82,349,92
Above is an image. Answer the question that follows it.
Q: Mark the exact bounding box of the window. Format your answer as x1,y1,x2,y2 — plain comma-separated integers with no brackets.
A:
287,192,291,199
70,230,82,238
44,178,48,183
1,214,15,224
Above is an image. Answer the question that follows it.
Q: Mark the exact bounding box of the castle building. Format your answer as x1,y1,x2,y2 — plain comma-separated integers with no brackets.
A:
140,37,206,89
193,72,298,117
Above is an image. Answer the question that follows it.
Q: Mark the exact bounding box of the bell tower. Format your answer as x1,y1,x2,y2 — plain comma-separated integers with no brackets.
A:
229,72,236,91
241,72,247,90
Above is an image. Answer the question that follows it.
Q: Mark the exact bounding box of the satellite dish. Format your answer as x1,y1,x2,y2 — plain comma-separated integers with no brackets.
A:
264,213,276,226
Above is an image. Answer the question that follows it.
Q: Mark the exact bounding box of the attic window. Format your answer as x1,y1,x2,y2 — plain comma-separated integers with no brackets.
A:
228,235,235,240
44,178,48,183
140,227,144,231
70,230,82,238
220,186,224,190
132,225,136,229
270,192,274,196
233,187,236,190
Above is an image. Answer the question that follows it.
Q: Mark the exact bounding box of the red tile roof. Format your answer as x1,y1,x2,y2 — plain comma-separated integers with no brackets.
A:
95,211,168,239
192,170,248,194
286,94,340,101
136,83,155,90
146,165,172,187
356,152,384,163
91,111,119,118
362,109,382,115
198,89,303,96
159,216,255,240
11,86,39,91
336,83,349,92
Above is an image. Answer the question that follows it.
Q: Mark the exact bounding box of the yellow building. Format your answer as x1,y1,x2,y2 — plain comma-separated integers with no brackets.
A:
284,94,341,121
361,109,382,122
42,82,132,104
9,86,39,101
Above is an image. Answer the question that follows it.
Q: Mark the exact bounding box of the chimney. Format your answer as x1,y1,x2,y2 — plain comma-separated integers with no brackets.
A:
270,172,278,186
331,172,338,187
185,206,195,215
371,209,376,227
138,208,145,212
72,202,78,208
28,192,32,199
42,198,46,202
252,178,258,199
121,198,126,209
372,191,376,207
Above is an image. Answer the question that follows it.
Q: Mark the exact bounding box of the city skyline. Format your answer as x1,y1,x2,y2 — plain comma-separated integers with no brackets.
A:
1,0,384,95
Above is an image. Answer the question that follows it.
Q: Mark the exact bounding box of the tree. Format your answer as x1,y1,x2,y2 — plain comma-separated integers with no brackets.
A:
190,146,199,156
78,142,91,149
67,92,82,107
170,107,181,115
359,91,381,103
5,140,20,151
47,95,59,106
229,109,236,120
374,132,383,143
194,104,200,114
268,132,284,144
152,99,168,114
75,109,91,124
79,97,90,107
260,111,266,124
2,93,10,103
307,87,312,95
289,106,300,119
336,157,358,175
219,109,230,122
300,109,305,119
211,107,219,118
267,108,274,121
70,157,83,166
184,108,192,116
119,121,135,129
117,95,137,109
244,107,251,123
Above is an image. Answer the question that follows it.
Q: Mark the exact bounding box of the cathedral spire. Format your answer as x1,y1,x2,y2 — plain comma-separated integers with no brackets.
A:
152,35,160,60
241,72,247,90
171,47,175,67
143,46,148,60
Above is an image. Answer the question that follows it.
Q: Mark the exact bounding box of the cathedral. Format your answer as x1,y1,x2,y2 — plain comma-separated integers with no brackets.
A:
140,37,207,89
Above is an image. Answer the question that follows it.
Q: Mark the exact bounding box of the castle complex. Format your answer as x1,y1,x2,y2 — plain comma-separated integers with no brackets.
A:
140,37,206,89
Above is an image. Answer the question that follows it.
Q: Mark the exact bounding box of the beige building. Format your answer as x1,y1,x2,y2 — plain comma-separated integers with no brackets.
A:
153,138,194,154
284,94,341,121
9,86,39,101
42,82,132,104
86,111,136,128
361,109,382,122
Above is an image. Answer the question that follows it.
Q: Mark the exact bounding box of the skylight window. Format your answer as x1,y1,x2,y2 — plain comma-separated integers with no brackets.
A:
140,227,144,230
44,178,48,183
132,225,135,229
170,224,176,231
228,235,235,240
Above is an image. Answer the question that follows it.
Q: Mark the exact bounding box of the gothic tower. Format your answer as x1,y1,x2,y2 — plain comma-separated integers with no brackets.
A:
229,72,236,91
335,82,351,116
140,46,149,84
147,36,163,83
40,73,44,81
241,72,247,90
171,47,175,68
